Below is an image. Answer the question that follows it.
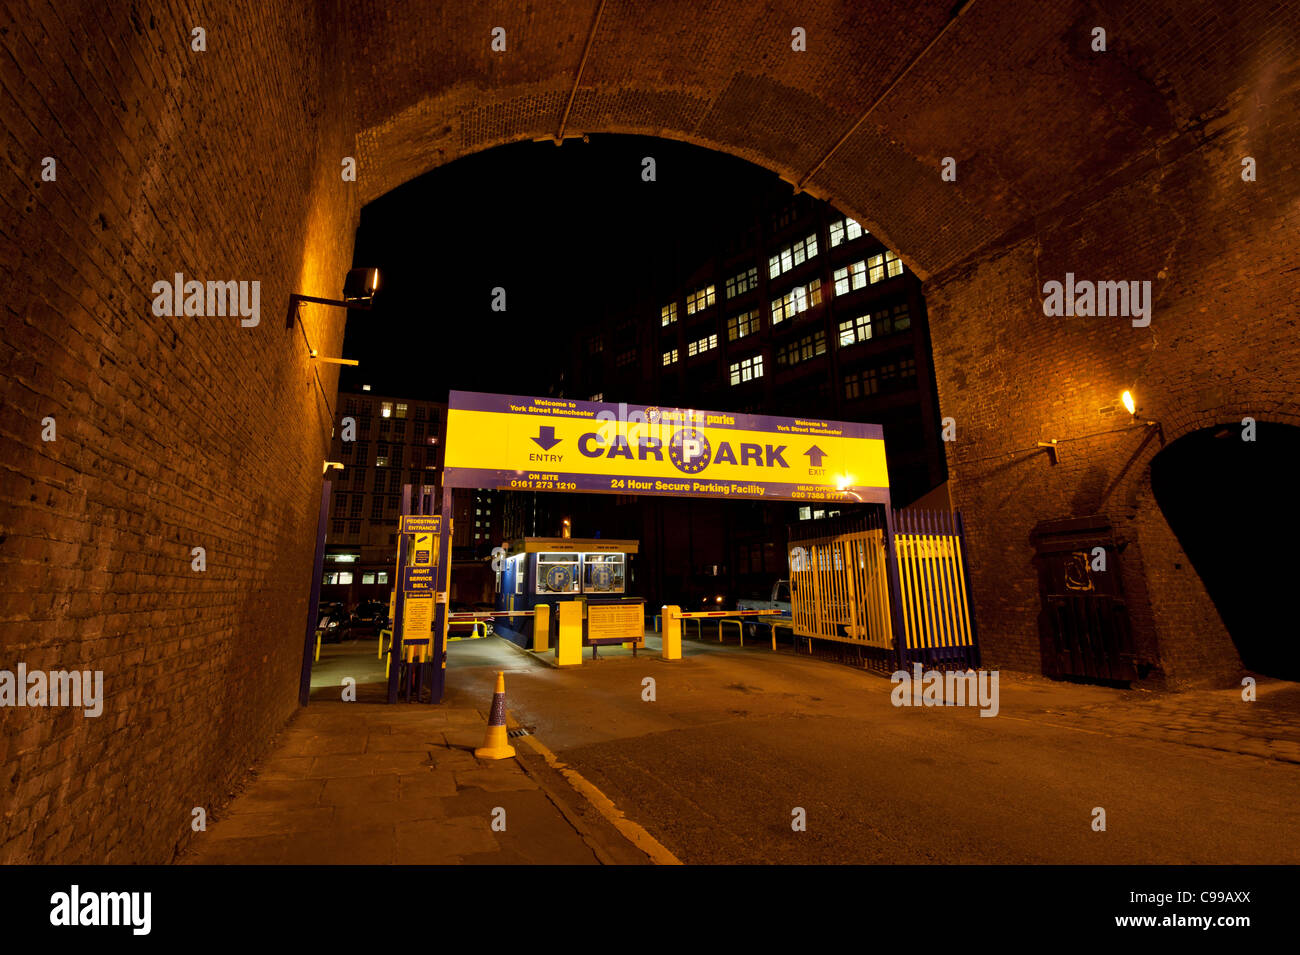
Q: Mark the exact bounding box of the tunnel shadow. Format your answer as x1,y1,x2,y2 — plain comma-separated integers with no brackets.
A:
1151,422,1300,680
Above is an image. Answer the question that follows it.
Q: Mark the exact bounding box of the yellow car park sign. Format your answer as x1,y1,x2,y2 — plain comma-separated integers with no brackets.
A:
443,391,891,504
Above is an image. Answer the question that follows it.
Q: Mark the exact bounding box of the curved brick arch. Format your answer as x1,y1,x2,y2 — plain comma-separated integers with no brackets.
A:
341,0,1290,282
3,0,1299,864
1109,412,1300,686
333,0,1299,687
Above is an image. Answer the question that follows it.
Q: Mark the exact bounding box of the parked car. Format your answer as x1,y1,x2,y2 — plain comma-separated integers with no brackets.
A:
349,599,389,632
736,579,794,637
317,603,350,643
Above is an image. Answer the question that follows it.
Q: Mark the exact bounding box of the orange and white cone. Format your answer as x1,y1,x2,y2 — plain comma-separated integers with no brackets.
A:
474,671,516,760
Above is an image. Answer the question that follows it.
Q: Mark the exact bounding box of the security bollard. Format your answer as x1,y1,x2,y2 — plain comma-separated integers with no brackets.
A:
661,605,682,661
533,604,551,652
556,601,582,666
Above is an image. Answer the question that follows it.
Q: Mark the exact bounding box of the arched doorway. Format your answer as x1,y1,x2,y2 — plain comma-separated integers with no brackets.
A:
1151,422,1300,680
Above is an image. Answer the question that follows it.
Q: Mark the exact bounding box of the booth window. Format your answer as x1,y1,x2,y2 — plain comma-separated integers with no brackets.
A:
583,554,625,593
536,553,580,594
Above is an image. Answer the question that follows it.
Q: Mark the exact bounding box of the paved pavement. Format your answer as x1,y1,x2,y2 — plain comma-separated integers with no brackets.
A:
184,636,648,865
186,631,1300,864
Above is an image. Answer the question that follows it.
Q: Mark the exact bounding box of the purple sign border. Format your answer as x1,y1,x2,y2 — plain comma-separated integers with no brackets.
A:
443,466,891,504
447,390,885,441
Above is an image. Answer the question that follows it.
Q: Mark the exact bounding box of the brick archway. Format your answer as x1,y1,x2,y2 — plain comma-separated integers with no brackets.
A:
1113,412,1300,686
4,0,1299,861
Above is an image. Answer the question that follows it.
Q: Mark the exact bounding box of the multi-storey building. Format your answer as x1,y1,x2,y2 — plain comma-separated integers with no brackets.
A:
320,388,447,607
553,191,948,606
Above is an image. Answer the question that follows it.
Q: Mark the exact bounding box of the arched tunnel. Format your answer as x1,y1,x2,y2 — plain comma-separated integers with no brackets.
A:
1,0,1298,866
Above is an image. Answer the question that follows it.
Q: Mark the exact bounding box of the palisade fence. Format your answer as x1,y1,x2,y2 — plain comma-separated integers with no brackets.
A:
788,508,980,671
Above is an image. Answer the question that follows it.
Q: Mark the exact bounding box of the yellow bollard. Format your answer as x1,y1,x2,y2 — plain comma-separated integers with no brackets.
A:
556,601,582,666
532,604,550,652
314,630,322,662
661,605,682,660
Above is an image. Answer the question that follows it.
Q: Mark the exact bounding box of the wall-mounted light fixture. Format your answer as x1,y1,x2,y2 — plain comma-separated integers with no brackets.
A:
562,518,571,539
323,461,344,475
285,269,379,368
287,268,380,328
1036,440,1059,465
1120,389,1164,443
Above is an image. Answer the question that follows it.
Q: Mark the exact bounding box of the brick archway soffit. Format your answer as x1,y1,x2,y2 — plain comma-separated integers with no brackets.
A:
341,0,1286,282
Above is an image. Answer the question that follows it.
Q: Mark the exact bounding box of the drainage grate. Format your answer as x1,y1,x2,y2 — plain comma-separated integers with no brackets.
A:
507,728,532,738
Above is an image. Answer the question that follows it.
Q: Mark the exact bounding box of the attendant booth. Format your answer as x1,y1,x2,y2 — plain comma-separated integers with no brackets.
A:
495,537,643,653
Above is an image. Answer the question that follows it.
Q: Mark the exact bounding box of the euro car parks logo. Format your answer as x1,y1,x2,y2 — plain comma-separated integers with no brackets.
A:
669,428,711,474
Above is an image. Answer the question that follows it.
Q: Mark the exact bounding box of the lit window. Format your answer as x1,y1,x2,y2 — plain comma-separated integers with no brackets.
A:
833,260,869,296
395,403,407,419
768,233,819,280
829,217,864,247
729,354,764,385
868,250,904,284
838,314,873,347
661,303,678,326
338,571,353,585
376,454,389,468
686,285,716,315
798,506,811,520
727,310,760,340
362,573,376,585
590,392,603,401
377,572,389,584
381,402,393,418
770,278,822,324
687,334,718,357
662,349,679,366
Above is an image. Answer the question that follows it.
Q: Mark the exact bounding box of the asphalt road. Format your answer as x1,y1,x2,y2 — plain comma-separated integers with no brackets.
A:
447,637,1300,864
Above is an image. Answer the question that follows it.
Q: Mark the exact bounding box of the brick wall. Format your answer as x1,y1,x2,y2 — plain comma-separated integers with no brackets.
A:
0,1,356,862
2,0,1297,863
926,45,1300,685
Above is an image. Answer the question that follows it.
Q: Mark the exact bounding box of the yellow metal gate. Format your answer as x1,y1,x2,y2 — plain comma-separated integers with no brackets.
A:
788,509,979,670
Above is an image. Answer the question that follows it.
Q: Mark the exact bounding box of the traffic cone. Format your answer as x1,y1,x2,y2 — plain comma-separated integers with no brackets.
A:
474,671,516,760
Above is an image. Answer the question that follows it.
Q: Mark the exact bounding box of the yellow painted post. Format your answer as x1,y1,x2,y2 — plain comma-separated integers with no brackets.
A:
661,605,682,660
314,631,321,662
556,601,582,666
533,603,551,652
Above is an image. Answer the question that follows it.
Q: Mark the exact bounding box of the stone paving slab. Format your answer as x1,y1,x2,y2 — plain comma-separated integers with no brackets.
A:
1004,674,1300,764
182,701,611,865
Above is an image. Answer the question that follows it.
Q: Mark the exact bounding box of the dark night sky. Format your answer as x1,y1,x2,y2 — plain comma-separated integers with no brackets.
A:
340,135,792,401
